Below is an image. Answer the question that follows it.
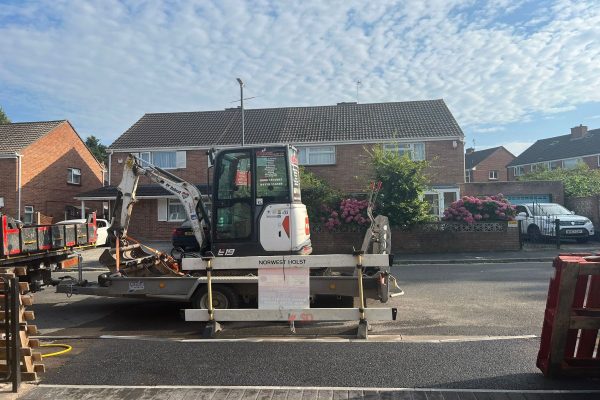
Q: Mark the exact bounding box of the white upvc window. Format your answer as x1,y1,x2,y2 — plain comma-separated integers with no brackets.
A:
465,169,472,183
563,158,581,170
157,198,186,222
297,146,336,165
549,160,562,170
489,170,498,180
23,206,34,225
383,142,425,161
514,166,525,176
67,168,81,184
532,163,546,172
167,199,186,221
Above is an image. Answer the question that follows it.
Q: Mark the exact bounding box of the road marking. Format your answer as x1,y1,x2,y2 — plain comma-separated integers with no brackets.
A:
34,384,600,394
34,334,538,343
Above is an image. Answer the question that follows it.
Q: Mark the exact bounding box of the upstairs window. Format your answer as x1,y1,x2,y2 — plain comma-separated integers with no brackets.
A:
68,168,81,184
131,151,185,169
465,169,472,183
489,170,498,180
383,142,425,161
297,146,336,165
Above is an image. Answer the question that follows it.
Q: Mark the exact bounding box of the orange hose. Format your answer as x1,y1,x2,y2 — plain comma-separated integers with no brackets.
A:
115,236,120,271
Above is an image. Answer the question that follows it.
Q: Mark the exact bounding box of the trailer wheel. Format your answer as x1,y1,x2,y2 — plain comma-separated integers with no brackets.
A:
192,285,239,309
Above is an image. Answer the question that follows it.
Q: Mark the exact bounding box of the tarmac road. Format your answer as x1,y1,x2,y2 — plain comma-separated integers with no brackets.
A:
25,260,600,390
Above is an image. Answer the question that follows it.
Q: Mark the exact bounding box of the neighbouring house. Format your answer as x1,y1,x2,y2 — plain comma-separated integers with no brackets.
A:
0,120,105,223
464,146,515,183
77,100,465,239
507,125,600,180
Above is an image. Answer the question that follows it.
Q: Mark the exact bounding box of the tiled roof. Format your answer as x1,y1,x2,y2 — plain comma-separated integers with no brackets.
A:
75,184,211,199
0,121,65,152
507,128,600,167
465,146,513,169
109,100,463,149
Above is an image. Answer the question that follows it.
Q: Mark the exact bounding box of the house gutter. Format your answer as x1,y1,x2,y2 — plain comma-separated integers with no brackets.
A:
0,152,23,219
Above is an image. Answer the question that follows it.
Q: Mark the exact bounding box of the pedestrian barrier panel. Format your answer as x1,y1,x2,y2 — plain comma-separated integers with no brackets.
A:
537,254,600,377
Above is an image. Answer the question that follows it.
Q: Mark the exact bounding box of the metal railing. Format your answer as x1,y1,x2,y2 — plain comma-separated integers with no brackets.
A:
0,274,21,392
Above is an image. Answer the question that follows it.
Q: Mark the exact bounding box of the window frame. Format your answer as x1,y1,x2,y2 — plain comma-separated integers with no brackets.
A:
297,146,336,166
465,169,472,183
167,199,186,222
23,205,34,225
514,166,525,176
383,142,426,161
67,167,81,185
489,170,498,180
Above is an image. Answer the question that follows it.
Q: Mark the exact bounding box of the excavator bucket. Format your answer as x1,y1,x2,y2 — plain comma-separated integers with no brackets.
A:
99,244,182,277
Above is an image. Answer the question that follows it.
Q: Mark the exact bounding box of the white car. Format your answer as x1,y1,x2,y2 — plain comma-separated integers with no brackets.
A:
515,203,594,243
56,218,109,246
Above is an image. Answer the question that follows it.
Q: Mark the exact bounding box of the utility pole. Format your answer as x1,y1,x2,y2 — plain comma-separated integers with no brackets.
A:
356,80,362,103
236,78,245,146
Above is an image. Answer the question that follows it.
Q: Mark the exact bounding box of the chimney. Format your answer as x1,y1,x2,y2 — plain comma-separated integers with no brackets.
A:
466,147,475,154
571,124,588,139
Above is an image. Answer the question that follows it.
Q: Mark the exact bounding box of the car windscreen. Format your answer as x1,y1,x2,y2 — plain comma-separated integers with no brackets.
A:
532,204,571,216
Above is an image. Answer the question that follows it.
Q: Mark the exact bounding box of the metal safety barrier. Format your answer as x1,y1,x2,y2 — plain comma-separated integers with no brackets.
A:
0,274,21,392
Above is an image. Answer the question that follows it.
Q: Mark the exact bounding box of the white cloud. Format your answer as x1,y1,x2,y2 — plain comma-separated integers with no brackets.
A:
496,141,535,156
0,0,599,144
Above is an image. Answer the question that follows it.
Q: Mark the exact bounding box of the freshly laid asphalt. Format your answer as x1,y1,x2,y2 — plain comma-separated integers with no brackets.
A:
37,338,600,390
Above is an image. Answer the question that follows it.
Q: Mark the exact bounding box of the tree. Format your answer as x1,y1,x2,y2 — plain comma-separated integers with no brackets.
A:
0,106,10,124
85,135,108,164
368,144,431,227
518,163,600,198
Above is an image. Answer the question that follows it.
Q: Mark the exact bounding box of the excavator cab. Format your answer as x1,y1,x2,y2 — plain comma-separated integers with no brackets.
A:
210,146,312,257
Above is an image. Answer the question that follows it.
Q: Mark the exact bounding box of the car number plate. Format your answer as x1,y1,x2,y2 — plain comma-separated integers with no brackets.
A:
565,229,584,234
185,232,194,236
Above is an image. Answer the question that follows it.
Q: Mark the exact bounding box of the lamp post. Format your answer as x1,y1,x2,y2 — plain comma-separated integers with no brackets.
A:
236,78,245,146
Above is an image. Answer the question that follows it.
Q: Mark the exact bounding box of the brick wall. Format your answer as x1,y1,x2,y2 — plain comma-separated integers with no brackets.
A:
110,150,210,186
310,222,520,254
0,158,18,218
566,196,600,228
126,199,181,240
306,140,465,192
461,181,565,205
19,122,104,221
470,148,515,182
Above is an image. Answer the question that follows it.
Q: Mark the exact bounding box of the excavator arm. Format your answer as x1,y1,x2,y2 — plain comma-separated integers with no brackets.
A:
110,154,210,250
100,154,210,276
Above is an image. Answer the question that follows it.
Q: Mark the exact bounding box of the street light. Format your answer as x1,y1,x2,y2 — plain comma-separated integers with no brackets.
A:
236,78,245,146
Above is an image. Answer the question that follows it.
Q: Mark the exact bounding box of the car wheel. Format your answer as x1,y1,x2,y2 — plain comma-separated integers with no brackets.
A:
576,237,589,244
527,225,542,241
192,285,239,309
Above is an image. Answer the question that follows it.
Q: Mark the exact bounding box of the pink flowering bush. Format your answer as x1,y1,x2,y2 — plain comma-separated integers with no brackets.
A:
442,194,517,224
321,198,370,230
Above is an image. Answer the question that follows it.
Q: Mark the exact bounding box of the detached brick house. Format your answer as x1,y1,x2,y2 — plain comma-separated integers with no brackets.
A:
508,125,600,180
77,100,465,239
0,120,105,223
464,146,515,183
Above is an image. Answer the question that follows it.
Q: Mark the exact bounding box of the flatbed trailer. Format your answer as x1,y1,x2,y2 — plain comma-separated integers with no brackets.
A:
56,252,401,338
1,213,97,290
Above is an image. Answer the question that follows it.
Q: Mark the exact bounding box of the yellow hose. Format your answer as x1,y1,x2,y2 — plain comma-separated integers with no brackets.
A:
39,343,72,358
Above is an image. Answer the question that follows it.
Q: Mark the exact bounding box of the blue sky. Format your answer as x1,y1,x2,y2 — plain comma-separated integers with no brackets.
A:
1,0,599,155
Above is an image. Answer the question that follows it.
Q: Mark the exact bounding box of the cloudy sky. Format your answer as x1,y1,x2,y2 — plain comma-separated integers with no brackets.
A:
1,0,599,155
